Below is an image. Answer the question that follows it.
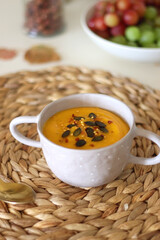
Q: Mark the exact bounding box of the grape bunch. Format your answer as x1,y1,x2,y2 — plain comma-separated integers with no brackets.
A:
87,0,160,47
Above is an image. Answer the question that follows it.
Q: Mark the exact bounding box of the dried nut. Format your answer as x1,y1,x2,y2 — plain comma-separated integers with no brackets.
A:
88,113,97,119
92,135,104,142
76,139,86,147
67,124,77,128
62,130,70,138
84,121,96,126
95,121,106,127
74,116,85,120
85,127,95,138
99,127,108,133
73,128,81,137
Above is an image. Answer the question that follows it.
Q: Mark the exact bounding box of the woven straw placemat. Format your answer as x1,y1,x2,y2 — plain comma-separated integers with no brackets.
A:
0,66,160,240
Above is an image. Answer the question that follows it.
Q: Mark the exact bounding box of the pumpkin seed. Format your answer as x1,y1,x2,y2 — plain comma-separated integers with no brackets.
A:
84,121,96,126
95,121,106,127
76,139,86,147
74,116,84,121
73,128,81,137
62,130,70,138
92,135,104,142
88,113,97,119
85,127,94,138
67,124,76,128
99,127,108,133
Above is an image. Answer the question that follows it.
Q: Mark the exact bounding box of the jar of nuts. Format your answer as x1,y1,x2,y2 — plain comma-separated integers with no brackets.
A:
24,0,63,37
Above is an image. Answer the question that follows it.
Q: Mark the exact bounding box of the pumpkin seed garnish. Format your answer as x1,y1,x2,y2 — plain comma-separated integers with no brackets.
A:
99,127,108,133
62,130,70,138
74,116,85,121
85,127,95,138
73,127,81,137
67,124,76,128
92,135,104,142
88,113,97,119
95,121,106,127
84,121,96,126
76,139,86,147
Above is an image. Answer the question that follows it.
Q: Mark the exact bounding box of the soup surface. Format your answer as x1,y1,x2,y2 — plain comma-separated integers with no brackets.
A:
43,107,129,149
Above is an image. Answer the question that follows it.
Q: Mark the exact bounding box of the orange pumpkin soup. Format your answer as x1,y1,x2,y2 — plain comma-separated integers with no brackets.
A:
43,107,129,149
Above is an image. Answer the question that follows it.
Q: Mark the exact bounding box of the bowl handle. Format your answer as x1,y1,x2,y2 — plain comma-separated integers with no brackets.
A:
10,116,41,148
129,126,160,165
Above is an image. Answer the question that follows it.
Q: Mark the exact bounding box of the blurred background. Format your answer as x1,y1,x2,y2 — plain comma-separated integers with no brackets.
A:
0,0,160,89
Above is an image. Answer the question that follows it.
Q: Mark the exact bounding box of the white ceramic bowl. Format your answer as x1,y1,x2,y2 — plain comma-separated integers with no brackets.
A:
81,2,160,62
10,93,160,188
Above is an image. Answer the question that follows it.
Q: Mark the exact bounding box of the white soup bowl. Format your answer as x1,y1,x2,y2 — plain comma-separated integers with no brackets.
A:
10,93,160,188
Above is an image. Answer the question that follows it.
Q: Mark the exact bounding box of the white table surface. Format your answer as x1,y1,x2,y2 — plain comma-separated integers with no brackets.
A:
0,0,160,89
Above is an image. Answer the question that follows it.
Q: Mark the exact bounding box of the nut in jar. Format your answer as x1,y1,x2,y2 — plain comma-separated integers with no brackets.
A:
24,0,63,37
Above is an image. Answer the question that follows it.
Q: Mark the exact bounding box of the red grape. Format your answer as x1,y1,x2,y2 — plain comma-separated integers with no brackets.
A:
95,1,107,11
104,13,120,27
110,23,126,36
94,16,107,31
95,29,109,39
132,1,146,17
88,17,96,31
116,0,131,11
145,0,160,6
94,9,105,17
106,2,116,13
131,0,145,2
123,9,139,25
116,9,124,18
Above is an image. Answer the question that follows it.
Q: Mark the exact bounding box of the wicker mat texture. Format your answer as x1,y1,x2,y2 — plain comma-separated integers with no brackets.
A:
0,66,160,240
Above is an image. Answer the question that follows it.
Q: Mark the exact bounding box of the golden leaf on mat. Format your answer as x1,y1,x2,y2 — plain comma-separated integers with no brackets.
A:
24,45,61,64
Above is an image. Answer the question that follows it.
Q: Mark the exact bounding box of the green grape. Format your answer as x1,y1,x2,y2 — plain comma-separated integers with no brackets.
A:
127,42,138,47
154,27,160,40
139,30,156,46
139,22,153,32
155,16,160,27
142,43,157,48
125,26,141,42
111,36,127,45
145,6,158,20
157,40,160,48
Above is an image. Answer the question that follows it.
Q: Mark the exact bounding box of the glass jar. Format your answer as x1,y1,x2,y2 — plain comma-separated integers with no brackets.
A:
24,0,63,37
